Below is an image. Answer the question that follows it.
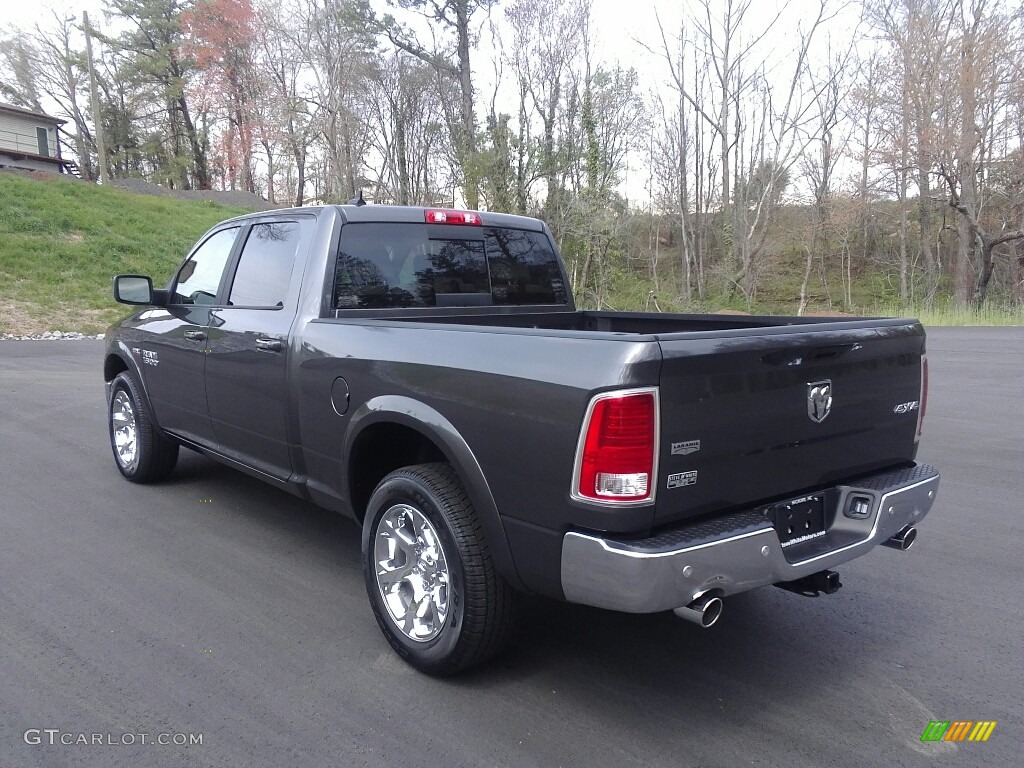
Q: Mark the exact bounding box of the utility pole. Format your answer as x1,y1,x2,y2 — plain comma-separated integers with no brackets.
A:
83,11,109,184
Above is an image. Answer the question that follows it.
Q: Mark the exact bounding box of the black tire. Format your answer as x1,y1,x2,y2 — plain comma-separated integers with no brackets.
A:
362,463,518,675
108,372,179,483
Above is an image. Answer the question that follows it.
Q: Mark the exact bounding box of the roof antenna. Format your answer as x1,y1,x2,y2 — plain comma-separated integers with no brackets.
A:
348,190,366,206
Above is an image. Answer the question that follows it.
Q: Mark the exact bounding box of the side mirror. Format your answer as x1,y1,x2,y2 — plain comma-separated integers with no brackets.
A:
113,275,154,305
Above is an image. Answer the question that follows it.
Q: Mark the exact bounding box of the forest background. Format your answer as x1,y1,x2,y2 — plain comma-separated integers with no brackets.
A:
2,0,1023,320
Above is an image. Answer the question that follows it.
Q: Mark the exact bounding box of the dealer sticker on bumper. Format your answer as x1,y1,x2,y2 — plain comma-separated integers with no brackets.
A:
667,471,698,488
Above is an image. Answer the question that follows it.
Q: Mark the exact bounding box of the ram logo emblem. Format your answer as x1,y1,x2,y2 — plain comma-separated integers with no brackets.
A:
807,380,832,423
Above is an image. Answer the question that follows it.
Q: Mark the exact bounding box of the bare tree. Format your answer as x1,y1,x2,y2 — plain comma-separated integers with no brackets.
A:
375,0,498,209
362,52,453,205
504,0,589,212
933,0,1024,305
257,1,320,206
867,0,958,303
1,15,98,178
730,1,843,302
800,42,856,310
293,0,375,202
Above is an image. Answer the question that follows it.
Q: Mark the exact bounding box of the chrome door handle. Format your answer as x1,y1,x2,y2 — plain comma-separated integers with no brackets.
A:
183,330,206,341
255,337,283,352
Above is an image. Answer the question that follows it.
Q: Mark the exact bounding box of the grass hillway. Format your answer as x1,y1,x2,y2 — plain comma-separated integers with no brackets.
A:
0,171,250,335
0,171,1019,335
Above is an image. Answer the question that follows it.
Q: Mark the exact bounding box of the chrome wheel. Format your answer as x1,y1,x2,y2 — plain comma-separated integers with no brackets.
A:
111,390,138,468
373,503,450,642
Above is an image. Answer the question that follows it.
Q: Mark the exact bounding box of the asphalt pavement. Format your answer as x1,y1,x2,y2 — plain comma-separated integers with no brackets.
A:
1,327,1021,768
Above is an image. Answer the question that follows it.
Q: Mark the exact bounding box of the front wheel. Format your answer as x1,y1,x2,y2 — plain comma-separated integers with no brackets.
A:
362,463,518,675
108,372,179,483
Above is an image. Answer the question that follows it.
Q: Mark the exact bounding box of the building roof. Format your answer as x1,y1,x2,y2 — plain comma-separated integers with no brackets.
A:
0,102,66,126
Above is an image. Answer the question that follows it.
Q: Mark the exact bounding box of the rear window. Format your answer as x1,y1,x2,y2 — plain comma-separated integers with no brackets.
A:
333,223,568,309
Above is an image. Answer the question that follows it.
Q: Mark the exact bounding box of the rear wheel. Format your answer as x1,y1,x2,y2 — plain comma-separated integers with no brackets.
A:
362,463,518,675
108,372,178,483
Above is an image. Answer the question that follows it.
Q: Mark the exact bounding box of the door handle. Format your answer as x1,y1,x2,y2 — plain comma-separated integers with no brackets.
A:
255,337,283,352
183,330,206,341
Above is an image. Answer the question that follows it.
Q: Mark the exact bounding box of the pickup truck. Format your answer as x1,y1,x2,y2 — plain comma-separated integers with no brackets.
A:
104,204,939,674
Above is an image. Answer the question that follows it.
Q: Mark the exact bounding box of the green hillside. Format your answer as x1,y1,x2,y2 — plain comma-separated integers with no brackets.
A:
1,171,1019,334
0,172,251,334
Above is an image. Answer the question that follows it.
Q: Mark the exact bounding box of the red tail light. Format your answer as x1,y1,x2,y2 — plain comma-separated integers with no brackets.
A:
424,209,482,225
572,388,659,504
916,355,928,441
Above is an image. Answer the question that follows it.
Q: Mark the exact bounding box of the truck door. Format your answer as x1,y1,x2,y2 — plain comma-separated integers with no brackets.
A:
204,218,310,479
138,226,241,445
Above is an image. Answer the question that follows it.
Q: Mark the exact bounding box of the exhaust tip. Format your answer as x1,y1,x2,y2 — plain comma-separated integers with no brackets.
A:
673,595,723,628
700,596,723,627
883,525,917,551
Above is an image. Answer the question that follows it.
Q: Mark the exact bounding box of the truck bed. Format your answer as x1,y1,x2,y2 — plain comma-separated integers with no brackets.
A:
321,308,927,532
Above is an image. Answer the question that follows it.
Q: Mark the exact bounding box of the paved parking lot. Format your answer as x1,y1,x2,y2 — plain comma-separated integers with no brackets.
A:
1,327,1020,767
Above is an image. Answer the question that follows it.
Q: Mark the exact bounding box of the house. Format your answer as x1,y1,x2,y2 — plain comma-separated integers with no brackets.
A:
0,102,75,175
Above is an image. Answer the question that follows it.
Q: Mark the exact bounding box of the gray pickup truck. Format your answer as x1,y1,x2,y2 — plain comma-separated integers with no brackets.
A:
104,204,939,674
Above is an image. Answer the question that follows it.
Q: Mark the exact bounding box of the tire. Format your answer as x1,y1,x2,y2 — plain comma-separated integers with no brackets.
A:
108,372,179,483
362,463,518,675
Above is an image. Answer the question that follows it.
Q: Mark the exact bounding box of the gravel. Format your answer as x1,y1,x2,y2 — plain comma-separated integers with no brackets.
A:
109,178,283,211
1,332,104,341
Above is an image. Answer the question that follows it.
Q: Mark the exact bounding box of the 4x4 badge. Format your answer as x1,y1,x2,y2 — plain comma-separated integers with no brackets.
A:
807,380,832,423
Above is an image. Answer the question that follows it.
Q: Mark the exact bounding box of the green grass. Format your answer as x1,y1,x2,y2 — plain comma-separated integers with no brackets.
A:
863,301,1024,326
0,172,251,334
594,266,1023,325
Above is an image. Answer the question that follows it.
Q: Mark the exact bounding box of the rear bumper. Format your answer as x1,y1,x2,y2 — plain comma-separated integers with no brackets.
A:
560,464,939,613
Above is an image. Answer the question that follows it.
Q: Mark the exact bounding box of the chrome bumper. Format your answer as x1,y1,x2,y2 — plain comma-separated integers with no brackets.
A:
561,464,939,613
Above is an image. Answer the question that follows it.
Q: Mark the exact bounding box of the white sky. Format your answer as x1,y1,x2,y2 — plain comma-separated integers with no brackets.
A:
3,0,103,34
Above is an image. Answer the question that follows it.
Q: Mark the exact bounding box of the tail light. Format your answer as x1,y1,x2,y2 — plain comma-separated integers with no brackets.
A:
572,388,659,504
915,355,928,441
424,209,481,225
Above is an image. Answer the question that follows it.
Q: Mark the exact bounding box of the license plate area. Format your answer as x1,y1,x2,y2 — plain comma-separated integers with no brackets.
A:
768,493,827,548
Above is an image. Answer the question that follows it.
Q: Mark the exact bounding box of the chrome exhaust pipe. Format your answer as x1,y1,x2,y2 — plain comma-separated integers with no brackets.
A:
673,594,723,628
882,525,917,551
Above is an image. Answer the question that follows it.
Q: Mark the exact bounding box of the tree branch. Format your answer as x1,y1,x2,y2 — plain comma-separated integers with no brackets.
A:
990,229,1024,248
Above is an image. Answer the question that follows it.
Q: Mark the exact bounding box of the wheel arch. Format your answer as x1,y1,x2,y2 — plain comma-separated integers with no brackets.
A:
345,395,525,592
104,345,159,423
104,351,130,382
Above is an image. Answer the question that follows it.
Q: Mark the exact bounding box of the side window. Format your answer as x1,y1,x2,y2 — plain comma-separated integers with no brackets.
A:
228,221,301,307
172,227,239,305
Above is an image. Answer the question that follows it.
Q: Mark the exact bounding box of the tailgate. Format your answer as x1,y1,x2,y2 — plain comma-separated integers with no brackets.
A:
654,321,925,527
